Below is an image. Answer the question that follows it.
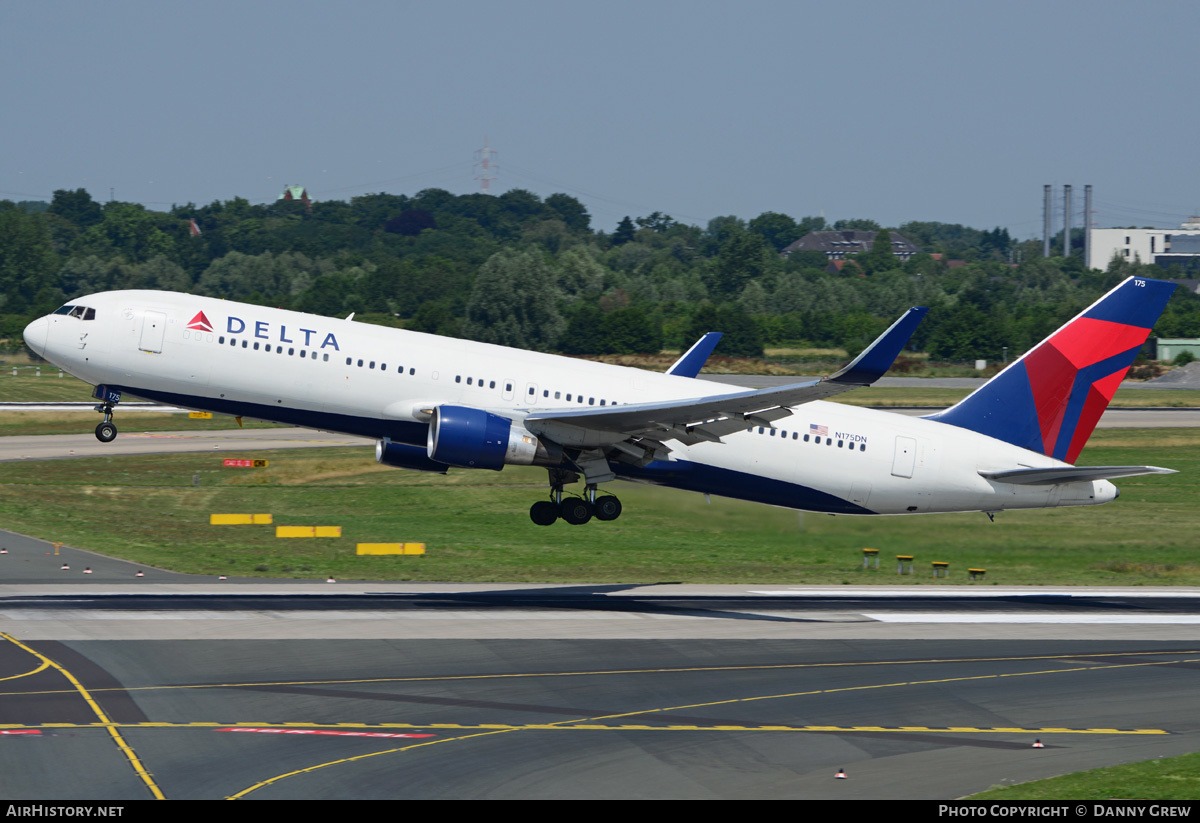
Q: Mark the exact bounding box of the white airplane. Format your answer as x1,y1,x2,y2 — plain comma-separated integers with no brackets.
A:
22,276,1176,525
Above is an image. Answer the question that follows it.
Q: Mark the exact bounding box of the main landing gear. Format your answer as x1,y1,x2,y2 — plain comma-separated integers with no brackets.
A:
529,468,623,526
94,399,118,442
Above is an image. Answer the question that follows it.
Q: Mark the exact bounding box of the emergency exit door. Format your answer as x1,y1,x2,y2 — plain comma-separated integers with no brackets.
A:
891,436,916,478
139,311,166,353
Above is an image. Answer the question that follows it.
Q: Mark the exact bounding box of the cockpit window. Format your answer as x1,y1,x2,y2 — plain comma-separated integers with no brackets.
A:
57,305,95,320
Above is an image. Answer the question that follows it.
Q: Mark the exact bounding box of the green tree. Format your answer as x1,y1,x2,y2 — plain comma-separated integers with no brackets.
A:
688,305,763,358
462,248,564,351
407,301,463,338
612,216,636,246
634,212,677,233
858,229,897,274
558,303,607,354
601,306,662,353
748,211,800,252
49,188,103,228
710,226,768,299
0,209,60,314
833,218,881,231
544,194,591,232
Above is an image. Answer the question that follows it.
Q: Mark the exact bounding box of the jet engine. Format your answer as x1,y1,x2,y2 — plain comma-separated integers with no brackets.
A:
427,405,562,470
375,438,448,474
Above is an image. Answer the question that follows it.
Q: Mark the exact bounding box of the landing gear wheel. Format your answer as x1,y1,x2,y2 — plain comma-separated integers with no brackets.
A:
529,500,559,526
593,495,622,521
559,498,593,525
95,422,117,443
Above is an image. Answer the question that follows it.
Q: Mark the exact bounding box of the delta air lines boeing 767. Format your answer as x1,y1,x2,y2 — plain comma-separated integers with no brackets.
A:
22,277,1177,525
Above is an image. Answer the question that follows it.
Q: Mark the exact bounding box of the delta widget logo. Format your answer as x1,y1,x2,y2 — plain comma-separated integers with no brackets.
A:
187,311,213,332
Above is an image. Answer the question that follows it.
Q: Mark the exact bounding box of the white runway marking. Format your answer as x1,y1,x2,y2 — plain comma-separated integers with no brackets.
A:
863,613,1200,624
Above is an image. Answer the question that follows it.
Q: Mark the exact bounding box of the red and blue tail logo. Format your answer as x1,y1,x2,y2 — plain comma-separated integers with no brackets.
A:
927,277,1176,463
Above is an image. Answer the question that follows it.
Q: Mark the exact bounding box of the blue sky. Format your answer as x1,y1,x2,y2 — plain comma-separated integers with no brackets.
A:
4,0,1198,238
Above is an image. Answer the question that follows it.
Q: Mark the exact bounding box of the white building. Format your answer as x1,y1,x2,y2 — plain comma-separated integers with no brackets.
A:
1089,217,1200,269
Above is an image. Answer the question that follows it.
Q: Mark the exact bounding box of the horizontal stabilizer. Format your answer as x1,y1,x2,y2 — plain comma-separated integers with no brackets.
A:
668,332,723,378
979,465,1177,486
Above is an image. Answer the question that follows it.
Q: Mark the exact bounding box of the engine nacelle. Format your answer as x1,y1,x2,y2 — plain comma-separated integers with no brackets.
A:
376,438,448,474
427,405,562,470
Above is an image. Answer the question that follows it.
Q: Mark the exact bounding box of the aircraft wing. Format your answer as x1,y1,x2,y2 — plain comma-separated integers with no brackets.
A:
523,307,927,448
979,465,1177,485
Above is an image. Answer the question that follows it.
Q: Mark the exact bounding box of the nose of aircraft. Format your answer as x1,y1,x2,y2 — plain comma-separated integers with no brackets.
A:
23,316,48,358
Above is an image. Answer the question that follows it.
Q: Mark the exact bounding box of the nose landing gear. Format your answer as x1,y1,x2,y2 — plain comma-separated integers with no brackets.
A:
91,385,121,442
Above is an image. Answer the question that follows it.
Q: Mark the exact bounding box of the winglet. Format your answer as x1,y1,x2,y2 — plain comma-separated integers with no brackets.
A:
827,307,928,385
667,332,724,378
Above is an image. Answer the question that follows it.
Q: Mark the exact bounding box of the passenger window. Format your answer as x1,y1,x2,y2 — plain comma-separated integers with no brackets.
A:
490,381,496,389
346,357,351,365
370,361,375,369
456,375,462,383
467,377,473,385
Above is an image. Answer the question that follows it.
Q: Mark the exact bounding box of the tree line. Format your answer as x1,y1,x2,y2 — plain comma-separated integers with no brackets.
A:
3,187,1199,362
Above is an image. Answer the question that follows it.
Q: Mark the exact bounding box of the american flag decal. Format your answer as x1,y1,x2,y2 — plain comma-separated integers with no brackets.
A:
809,423,828,436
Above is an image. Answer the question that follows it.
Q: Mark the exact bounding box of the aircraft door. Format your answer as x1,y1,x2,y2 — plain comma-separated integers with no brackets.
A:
139,311,166,353
891,436,917,478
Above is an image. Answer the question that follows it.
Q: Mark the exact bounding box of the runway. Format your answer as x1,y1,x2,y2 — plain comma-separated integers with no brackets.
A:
2,530,1200,799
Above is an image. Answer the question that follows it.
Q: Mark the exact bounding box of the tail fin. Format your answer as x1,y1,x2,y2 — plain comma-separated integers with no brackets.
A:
926,277,1176,463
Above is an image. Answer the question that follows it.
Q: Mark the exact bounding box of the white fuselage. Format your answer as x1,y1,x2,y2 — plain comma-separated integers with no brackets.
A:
24,290,1116,515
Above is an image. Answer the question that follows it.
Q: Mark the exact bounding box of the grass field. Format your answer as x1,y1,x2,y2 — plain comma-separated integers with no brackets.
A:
969,752,1200,800
0,427,1195,583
